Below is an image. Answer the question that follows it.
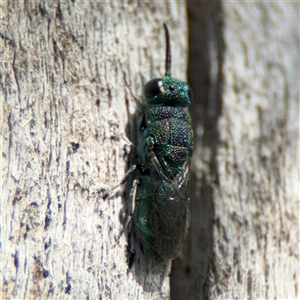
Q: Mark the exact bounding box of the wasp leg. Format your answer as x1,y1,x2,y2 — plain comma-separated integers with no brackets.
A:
124,178,139,229
100,165,138,199
121,164,137,184
115,179,140,248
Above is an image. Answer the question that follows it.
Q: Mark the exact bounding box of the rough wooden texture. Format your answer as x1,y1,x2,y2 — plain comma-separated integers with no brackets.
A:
1,1,188,299
171,2,299,300
2,1,299,300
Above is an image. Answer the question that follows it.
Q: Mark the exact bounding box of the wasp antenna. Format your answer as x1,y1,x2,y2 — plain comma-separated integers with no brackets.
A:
163,23,171,77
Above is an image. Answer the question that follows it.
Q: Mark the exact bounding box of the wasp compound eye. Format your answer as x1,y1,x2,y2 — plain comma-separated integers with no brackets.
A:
144,78,164,98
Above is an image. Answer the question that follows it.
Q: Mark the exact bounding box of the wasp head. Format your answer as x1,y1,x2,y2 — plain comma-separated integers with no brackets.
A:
143,24,191,107
144,77,191,107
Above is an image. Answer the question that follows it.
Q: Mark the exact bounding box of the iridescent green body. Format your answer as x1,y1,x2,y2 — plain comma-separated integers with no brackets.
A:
131,25,194,260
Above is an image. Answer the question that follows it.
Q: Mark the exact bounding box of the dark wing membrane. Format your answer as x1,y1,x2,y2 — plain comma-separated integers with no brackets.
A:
150,159,191,260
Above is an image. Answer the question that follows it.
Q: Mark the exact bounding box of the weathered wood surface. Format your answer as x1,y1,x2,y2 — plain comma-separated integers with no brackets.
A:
1,1,299,300
1,1,188,299
171,2,299,300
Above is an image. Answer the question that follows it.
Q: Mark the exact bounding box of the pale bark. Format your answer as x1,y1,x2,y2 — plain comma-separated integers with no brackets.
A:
171,2,299,300
1,1,299,300
1,1,188,299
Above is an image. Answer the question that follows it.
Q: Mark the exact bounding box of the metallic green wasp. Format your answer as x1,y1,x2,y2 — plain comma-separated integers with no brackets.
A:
128,24,194,260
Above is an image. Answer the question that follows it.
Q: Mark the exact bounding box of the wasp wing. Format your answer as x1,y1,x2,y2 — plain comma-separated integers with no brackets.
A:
149,151,191,260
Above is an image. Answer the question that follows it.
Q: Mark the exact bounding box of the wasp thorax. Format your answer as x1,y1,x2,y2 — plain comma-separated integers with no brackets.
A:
144,76,191,107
